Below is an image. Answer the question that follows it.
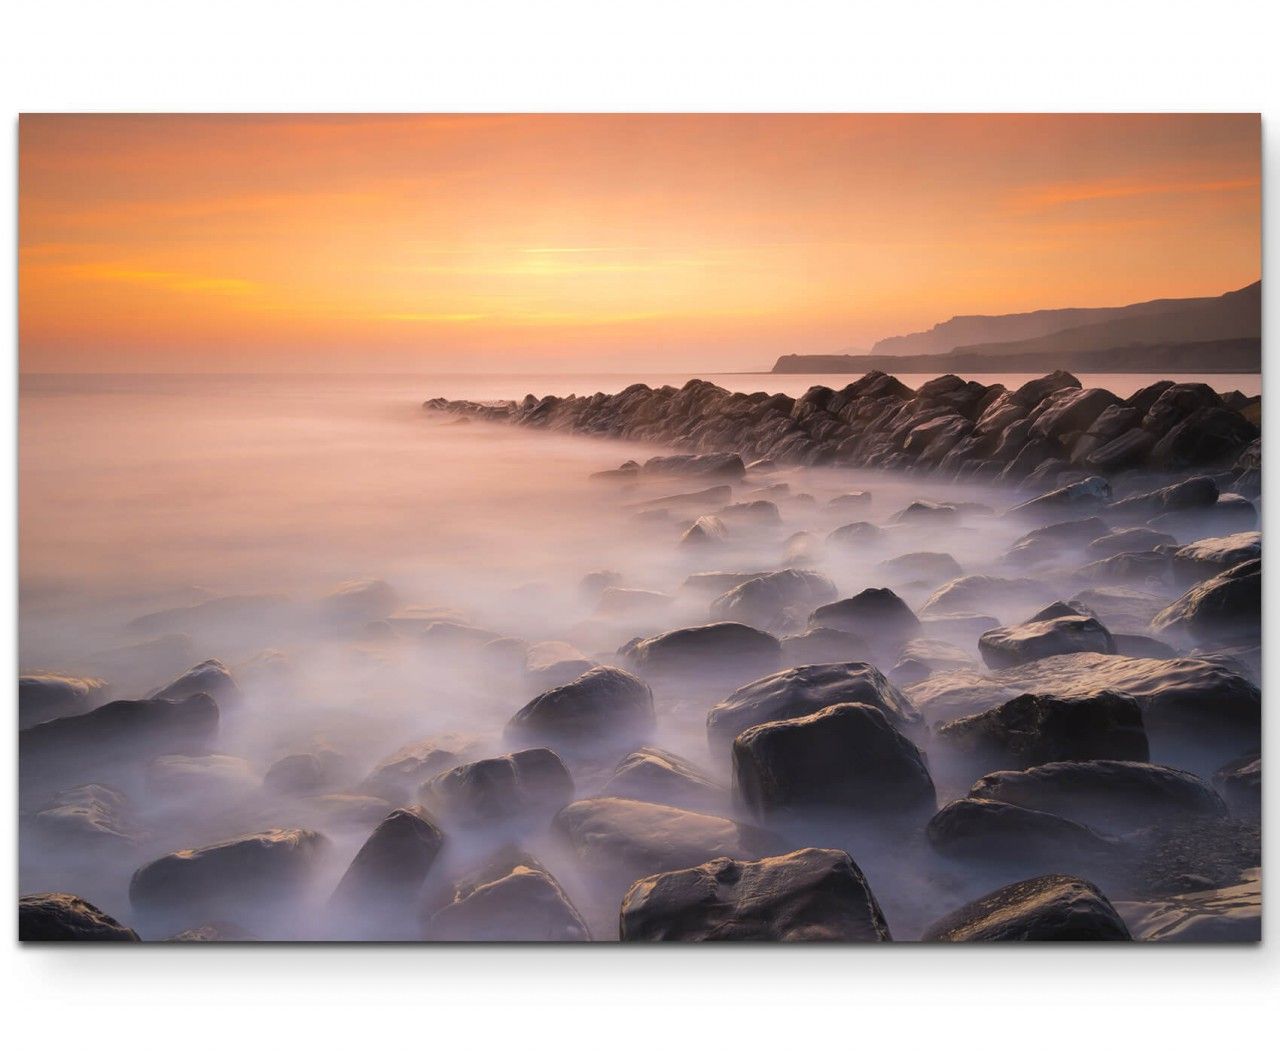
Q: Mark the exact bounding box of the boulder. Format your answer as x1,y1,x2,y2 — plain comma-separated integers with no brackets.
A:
919,575,1052,619
978,610,1115,669
552,797,782,886
1149,407,1258,468
620,622,782,681
826,491,871,511
18,893,139,941
20,694,219,765
1011,370,1081,407
331,806,445,905
601,746,725,812
707,661,920,751
1068,587,1167,634
426,852,589,941
320,579,399,623
359,732,477,802
1151,558,1260,645
422,748,573,827
890,500,958,525
1107,476,1218,520
718,500,782,526
631,485,732,511
1007,477,1111,522
891,638,975,683
906,652,1259,752
595,587,674,617
147,753,258,798
876,551,963,586
129,828,329,921
969,760,1226,833
1005,518,1108,566
149,658,240,707
1087,527,1178,557
642,452,745,480
807,588,920,645
264,752,331,794
926,798,1117,863
709,569,838,627
620,848,891,942
1211,753,1260,814
826,521,885,550
732,703,935,819
1076,550,1173,586
18,674,108,729
34,783,139,847
680,515,728,546
1030,387,1120,441
506,665,654,751
921,874,1130,941
936,691,1148,765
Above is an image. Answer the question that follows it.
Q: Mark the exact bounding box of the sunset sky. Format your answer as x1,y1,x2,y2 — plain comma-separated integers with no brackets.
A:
19,113,1260,373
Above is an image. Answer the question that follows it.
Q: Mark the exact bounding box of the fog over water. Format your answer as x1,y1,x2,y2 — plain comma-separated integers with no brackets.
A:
17,371,1259,940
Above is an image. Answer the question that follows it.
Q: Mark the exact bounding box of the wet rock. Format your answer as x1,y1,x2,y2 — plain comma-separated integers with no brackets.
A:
595,587,674,617
680,515,728,546
808,588,920,646
1108,475,1218,520
1150,407,1258,469
506,665,654,752
427,852,589,941
918,575,1052,619
718,500,782,527
620,848,891,942
1005,517,1108,566
921,874,1130,941
34,783,139,847
147,753,258,798
890,638,975,685
1111,633,1178,659
1151,558,1260,645
359,733,477,802
1083,428,1157,472
877,551,963,586
602,746,725,812
732,703,935,819
1030,387,1121,442
620,622,782,681
554,797,782,887
167,921,258,941
707,661,920,751
150,659,240,707
779,626,868,665
19,893,139,941
890,499,958,525
1069,587,1167,635
906,652,1259,752
1119,868,1260,942
826,521,885,550
710,569,837,628
978,609,1115,669
969,760,1226,833
264,752,335,794
129,828,329,922
1011,370,1081,407
331,806,445,906
1007,476,1111,523
641,452,746,480
1076,550,1173,586
919,612,1001,645
21,694,219,765
681,571,765,596
827,491,871,511
936,691,1147,765
422,748,574,827
632,485,733,512
1087,526,1178,557
1211,753,1260,814
578,570,624,600
320,578,399,623
926,798,1117,864
18,674,108,729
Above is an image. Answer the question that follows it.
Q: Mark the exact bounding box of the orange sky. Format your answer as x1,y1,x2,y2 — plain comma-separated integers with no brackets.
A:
19,113,1260,373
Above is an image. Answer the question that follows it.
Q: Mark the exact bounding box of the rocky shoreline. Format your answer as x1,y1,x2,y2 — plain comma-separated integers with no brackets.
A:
423,370,1261,495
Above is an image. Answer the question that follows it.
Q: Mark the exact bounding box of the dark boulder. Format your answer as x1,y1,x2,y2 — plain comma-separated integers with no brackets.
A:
601,746,725,813
1007,476,1111,522
620,848,891,942
150,658,240,706
552,797,782,886
936,691,1148,765
979,611,1115,669
506,665,654,751
359,733,477,803
921,874,1130,941
1087,526,1178,557
19,893,139,941
926,797,1117,864
422,748,573,827
876,551,963,586
331,806,445,906
1011,371,1081,407
21,693,218,765
1149,407,1258,468
919,575,1053,619
1005,518,1108,566
969,760,1226,833
641,452,745,480
18,674,108,729
826,521,885,550
129,828,329,921
264,753,332,794
707,661,920,751
890,500,958,525
426,852,589,941
732,703,935,819
1108,476,1218,520
1151,558,1260,645
680,515,728,546
620,622,782,681
709,569,838,627
807,588,920,645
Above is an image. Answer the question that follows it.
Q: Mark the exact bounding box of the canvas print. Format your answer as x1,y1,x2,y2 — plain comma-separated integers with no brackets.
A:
18,114,1260,943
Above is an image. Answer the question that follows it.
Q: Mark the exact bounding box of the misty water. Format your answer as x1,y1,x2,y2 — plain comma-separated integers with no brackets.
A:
18,370,1260,940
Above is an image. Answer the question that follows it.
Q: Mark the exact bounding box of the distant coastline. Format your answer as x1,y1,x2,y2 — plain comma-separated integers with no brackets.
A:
773,337,1261,375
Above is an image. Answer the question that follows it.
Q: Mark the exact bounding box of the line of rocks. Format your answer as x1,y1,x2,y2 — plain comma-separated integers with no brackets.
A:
424,370,1261,492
